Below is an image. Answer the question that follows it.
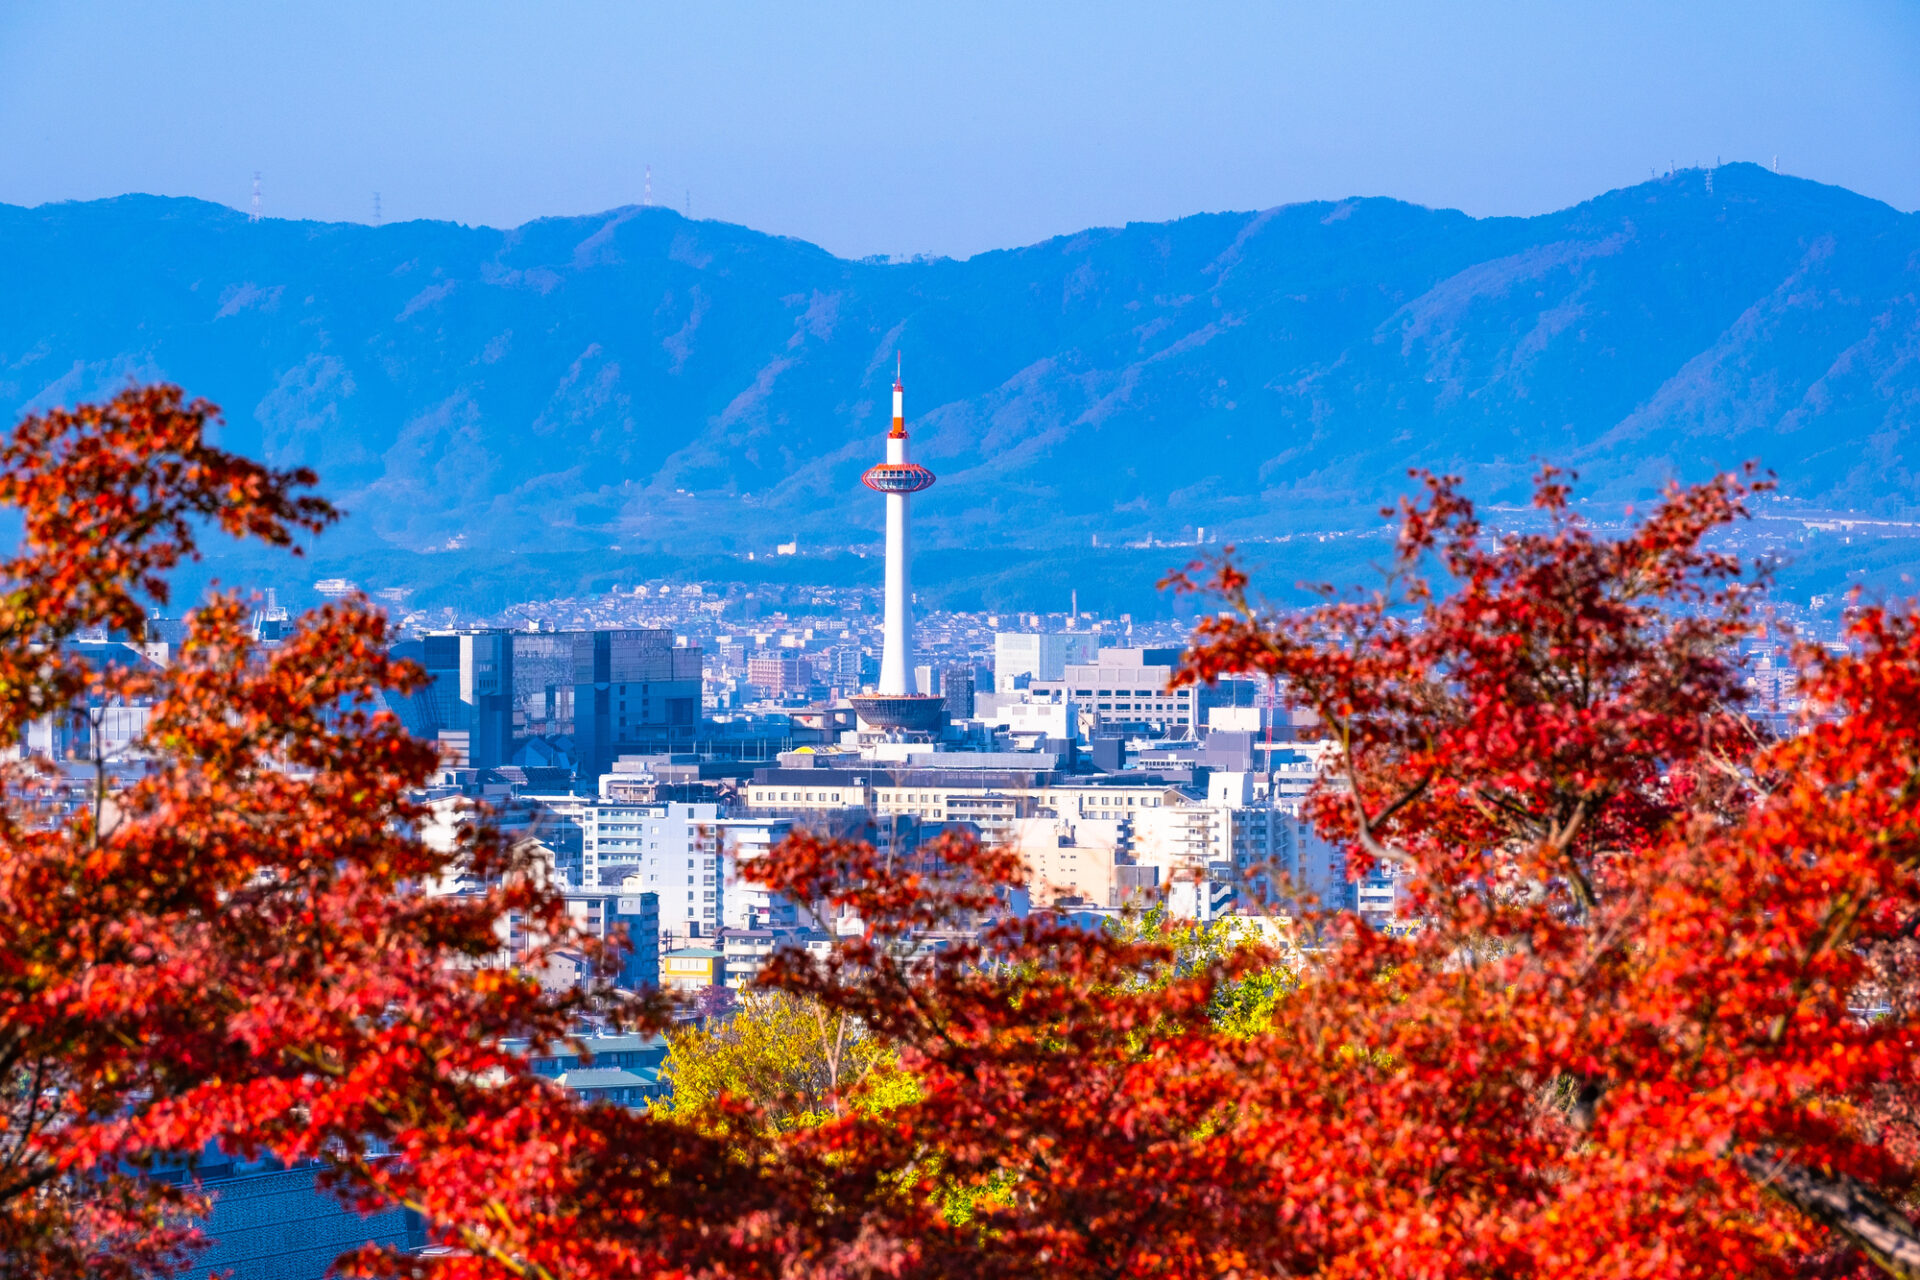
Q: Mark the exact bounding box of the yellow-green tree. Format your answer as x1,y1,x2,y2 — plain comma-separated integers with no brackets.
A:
1104,905,1296,1038
657,990,910,1135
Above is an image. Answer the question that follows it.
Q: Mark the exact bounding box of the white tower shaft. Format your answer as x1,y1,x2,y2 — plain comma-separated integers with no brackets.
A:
878,378,912,695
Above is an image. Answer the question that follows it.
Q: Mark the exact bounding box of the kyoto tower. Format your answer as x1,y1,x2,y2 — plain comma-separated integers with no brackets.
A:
850,357,945,734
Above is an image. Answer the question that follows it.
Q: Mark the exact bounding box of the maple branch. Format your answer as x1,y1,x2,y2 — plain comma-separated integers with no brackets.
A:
1547,794,1599,914
1737,1149,1920,1280
1331,706,1427,870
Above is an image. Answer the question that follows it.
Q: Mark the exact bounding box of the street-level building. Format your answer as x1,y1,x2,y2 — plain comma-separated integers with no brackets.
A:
661,946,725,991
719,926,819,990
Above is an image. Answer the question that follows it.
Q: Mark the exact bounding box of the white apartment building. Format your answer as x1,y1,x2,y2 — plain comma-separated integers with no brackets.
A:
1009,816,1130,907
1284,799,1352,912
582,801,723,944
715,815,800,931
1131,774,1350,915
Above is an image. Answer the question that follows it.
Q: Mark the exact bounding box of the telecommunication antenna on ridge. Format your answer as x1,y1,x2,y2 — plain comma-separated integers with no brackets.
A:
249,172,262,222
373,191,382,225
644,164,653,207
1772,155,1780,174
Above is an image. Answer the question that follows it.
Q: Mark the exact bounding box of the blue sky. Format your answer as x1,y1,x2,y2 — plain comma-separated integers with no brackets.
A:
2,1,1915,258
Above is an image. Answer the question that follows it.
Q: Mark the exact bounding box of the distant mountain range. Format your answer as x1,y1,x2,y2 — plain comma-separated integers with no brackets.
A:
2,165,1916,577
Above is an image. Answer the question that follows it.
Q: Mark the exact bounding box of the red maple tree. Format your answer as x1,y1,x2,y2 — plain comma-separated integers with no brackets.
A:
0,386,632,1276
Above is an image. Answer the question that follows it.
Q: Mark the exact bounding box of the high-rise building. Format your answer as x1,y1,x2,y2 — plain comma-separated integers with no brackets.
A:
569,630,703,782
510,630,577,738
716,816,800,932
942,666,976,718
394,628,702,781
402,631,515,769
849,361,944,735
994,632,1098,693
581,801,723,945
826,644,863,691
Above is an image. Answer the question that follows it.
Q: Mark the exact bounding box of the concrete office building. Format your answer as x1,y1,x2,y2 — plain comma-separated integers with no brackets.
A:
1048,647,1196,734
746,765,1051,843
994,632,1097,693
746,651,812,697
978,697,1079,757
743,765,1186,847
942,666,976,718
825,644,863,691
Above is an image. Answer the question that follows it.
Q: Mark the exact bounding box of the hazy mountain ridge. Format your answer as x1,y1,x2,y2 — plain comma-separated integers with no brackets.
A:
2,163,1915,558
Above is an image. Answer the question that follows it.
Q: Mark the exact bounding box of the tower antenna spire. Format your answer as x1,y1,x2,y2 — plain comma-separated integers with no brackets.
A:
249,172,262,223
644,164,653,207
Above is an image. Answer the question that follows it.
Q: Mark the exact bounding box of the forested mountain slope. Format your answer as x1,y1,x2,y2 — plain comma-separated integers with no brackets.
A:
3,163,1914,557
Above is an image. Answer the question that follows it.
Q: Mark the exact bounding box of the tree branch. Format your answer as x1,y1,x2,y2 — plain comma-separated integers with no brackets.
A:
1737,1150,1920,1279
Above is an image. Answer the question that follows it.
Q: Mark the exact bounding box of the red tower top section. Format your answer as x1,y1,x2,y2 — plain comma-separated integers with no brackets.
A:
888,354,906,439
